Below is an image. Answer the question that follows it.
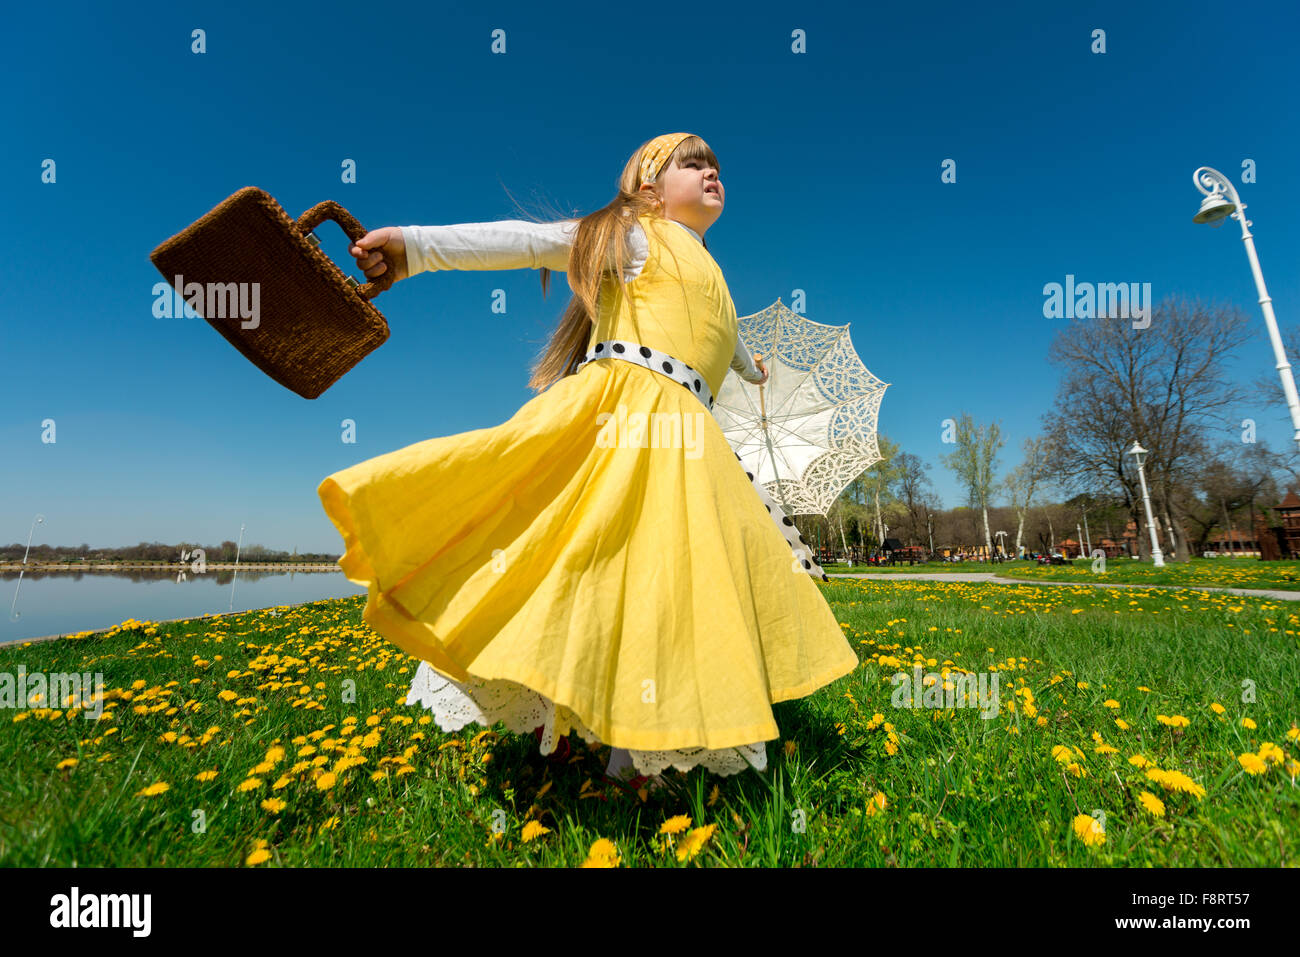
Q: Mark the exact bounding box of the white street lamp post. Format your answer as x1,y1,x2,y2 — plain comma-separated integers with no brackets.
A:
1193,167,1300,451
1127,441,1165,567
230,522,246,612
1076,523,1084,561
8,514,45,621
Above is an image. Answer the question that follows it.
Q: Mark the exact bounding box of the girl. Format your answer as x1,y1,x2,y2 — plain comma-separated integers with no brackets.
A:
319,133,858,794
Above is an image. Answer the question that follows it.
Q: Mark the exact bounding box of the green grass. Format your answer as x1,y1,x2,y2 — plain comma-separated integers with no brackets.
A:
996,556,1300,592
1,581,1297,867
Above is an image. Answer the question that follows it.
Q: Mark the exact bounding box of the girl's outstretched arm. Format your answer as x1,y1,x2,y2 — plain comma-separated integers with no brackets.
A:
399,220,580,275
390,219,649,282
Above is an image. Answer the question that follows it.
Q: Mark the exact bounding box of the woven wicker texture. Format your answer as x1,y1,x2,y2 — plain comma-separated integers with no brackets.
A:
150,186,394,399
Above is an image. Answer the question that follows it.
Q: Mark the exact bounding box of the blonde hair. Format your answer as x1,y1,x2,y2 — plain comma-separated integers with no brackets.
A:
516,135,721,393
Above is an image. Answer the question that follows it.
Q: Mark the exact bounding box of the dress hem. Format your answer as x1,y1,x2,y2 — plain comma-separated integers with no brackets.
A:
319,478,861,752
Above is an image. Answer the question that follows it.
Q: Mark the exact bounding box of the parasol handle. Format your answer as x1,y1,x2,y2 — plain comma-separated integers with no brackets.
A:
756,352,767,423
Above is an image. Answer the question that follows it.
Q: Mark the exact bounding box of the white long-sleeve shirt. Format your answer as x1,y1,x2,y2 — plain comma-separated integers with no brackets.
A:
398,218,765,383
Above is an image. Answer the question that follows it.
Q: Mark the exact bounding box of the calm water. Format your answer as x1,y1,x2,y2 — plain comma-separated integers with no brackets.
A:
0,568,366,645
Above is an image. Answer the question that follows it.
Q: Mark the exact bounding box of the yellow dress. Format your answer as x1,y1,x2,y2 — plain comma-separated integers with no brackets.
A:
317,212,859,777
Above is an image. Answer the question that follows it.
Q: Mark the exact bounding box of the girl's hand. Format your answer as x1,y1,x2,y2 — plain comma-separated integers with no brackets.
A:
754,357,769,385
349,227,409,284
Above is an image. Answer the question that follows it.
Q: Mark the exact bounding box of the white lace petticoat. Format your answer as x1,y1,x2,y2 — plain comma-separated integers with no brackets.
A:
404,660,769,777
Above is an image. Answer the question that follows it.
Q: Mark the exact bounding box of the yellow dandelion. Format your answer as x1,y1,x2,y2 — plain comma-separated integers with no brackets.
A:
1258,742,1285,765
260,798,286,814
675,823,718,861
238,777,263,792
521,820,551,843
1129,754,1150,768
1146,768,1206,800
56,758,78,770
1210,703,1226,715
245,848,271,866
1242,717,1257,730
1238,752,1268,775
136,781,170,797
659,814,692,836
581,837,621,868
195,770,218,782
1115,718,1130,731
1138,791,1165,817
315,772,337,791
1072,814,1105,847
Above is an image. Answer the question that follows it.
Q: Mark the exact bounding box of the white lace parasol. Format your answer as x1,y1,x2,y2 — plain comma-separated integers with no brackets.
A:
713,299,888,517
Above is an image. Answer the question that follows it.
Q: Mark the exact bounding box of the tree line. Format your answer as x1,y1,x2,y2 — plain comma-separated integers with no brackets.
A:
796,296,1298,561
0,542,339,563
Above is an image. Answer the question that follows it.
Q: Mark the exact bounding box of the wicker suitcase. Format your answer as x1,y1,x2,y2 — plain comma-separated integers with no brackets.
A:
150,186,395,399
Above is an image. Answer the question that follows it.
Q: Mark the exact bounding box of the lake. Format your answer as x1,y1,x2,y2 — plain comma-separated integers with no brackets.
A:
0,567,365,646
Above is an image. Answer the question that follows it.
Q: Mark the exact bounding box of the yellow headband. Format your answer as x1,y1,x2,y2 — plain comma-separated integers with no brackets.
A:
639,132,695,184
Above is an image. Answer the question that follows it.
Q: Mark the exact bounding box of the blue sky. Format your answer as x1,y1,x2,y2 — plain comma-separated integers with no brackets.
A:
3,0,1298,554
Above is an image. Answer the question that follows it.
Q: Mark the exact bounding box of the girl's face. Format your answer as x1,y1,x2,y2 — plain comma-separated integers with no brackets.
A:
642,154,723,238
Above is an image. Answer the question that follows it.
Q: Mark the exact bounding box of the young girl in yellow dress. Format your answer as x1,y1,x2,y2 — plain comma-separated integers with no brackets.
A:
319,132,858,792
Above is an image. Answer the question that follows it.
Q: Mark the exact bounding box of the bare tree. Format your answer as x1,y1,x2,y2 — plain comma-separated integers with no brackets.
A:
940,413,1004,560
1041,295,1253,562
1002,436,1051,558
895,451,940,548
860,435,904,550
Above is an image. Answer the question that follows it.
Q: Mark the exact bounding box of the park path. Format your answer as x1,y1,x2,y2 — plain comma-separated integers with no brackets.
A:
827,571,1300,602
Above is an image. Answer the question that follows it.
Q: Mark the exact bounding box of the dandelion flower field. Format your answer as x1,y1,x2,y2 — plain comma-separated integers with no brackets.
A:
1,578,1296,867
999,556,1300,591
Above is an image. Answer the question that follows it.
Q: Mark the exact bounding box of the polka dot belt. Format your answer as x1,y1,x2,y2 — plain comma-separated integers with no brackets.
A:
576,339,714,409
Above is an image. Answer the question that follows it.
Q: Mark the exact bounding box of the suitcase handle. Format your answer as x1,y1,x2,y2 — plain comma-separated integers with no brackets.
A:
295,200,395,300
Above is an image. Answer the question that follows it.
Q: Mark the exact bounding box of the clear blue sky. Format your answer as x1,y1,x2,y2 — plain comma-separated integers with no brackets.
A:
4,0,1298,554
